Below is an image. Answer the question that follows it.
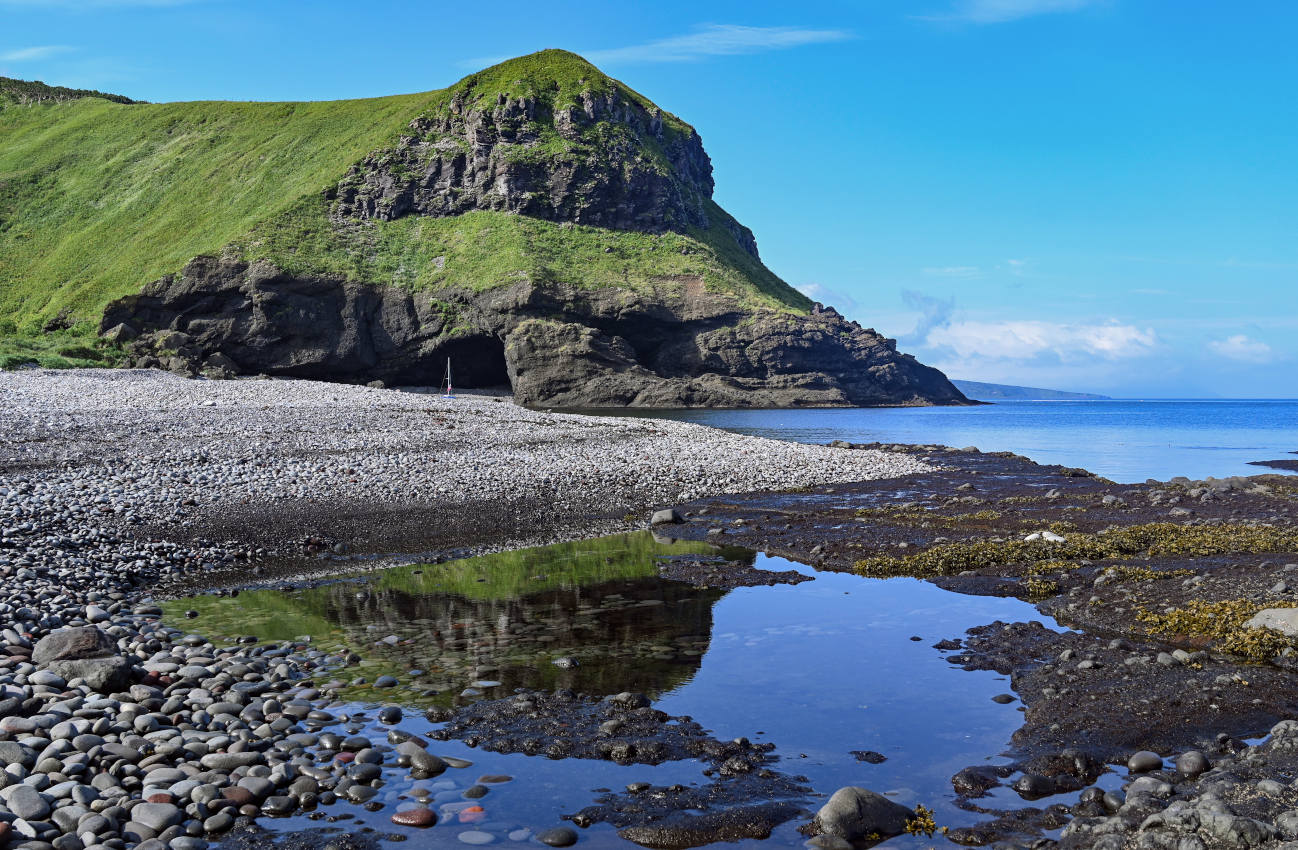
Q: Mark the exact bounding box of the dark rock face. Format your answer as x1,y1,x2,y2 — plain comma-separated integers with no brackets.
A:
102,256,969,408
329,88,723,247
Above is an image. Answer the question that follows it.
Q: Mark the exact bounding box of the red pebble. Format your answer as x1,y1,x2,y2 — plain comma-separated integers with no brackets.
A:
147,793,173,804
335,752,355,763
390,807,437,827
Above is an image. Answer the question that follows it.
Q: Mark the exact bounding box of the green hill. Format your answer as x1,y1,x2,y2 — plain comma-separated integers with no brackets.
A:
0,50,805,366
0,50,966,408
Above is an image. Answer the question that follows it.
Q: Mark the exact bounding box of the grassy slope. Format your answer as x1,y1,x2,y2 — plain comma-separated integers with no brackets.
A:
0,91,431,332
0,49,809,365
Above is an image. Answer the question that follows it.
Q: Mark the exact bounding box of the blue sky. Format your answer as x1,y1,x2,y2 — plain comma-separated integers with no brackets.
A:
4,0,1296,397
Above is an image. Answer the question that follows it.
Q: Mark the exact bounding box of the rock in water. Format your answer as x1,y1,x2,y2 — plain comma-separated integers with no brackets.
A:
813,787,915,840
536,827,578,847
650,509,682,526
1127,750,1163,773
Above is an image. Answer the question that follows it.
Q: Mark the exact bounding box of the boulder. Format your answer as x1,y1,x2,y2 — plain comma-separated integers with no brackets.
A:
813,787,915,840
651,509,683,526
45,657,133,693
32,626,115,665
101,322,138,343
1244,608,1298,638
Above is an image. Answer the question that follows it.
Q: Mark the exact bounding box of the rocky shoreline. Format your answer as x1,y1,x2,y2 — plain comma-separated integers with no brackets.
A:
6,369,1298,850
660,445,1298,848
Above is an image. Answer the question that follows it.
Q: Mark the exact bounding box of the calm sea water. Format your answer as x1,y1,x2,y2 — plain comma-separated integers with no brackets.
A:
615,400,1298,484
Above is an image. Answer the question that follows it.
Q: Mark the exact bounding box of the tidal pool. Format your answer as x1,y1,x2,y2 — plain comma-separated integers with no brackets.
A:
167,533,1072,847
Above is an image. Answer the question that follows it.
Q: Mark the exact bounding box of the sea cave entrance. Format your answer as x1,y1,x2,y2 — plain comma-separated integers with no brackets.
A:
430,334,510,391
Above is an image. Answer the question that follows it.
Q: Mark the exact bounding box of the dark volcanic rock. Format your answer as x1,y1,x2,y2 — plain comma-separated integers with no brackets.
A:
430,688,781,769
103,257,967,408
329,74,715,240
614,803,804,849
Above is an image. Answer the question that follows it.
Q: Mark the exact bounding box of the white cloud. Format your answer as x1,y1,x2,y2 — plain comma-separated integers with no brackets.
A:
797,283,859,314
583,25,853,65
922,265,980,278
0,45,73,61
927,319,1157,361
927,0,1098,23
1208,334,1274,364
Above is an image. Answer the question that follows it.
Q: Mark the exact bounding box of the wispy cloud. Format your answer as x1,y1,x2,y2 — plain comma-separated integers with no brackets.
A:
925,0,1099,24
797,282,860,315
1208,334,1275,364
927,319,1157,361
0,45,74,62
584,25,853,65
921,265,981,278
900,289,956,343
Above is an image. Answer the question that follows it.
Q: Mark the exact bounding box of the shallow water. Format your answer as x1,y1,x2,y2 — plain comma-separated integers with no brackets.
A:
173,533,1085,847
600,400,1298,483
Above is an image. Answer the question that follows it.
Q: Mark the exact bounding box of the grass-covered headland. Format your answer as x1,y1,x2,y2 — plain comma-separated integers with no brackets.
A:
0,50,811,368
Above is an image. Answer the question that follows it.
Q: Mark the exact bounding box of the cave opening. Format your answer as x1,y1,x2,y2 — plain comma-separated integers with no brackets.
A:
428,334,510,390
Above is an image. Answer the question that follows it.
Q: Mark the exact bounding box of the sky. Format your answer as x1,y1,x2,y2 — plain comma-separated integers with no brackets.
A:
4,0,1297,397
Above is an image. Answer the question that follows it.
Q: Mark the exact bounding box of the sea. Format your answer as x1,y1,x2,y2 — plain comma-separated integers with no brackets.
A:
613,400,1298,484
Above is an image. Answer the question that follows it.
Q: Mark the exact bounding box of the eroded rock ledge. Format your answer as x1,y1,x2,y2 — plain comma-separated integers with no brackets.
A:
101,256,969,409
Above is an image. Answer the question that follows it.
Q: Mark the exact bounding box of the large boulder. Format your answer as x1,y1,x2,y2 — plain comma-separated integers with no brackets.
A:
1244,608,1298,637
32,626,115,665
44,657,133,693
813,787,915,840
32,626,132,693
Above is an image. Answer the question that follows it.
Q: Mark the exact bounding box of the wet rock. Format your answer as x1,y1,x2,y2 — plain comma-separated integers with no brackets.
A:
1128,751,1164,773
651,509,683,526
391,807,437,827
458,830,495,845
618,803,801,849
1176,751,1210,777
536,826,578,846
813,787,915,840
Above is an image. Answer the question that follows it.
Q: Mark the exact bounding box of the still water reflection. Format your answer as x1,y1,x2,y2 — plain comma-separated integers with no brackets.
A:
173,533,1068,847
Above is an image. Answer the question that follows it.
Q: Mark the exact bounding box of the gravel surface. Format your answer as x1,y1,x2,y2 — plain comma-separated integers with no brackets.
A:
0,368,932,850
1,369,929,519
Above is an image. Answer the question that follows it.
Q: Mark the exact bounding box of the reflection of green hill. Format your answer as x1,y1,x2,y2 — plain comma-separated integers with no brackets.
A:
164,533,736,706
370,533,716,599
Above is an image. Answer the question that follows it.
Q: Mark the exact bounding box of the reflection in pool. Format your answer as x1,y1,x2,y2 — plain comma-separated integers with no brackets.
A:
170,533,1068,847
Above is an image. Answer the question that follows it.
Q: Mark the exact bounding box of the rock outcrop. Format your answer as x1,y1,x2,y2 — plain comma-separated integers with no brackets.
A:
103,256,967,408
329,84,720,244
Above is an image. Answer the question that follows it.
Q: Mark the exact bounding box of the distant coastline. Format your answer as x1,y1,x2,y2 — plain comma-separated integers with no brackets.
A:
952,379,1111,401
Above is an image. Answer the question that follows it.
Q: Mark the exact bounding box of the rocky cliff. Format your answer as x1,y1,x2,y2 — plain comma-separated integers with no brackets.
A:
96,50,968,408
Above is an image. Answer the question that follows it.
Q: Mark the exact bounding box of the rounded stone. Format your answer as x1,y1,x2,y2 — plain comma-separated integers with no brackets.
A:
1127,750,1163,773
1175,750,1209,777
458,831,495,845
537,826,579,847
390,807,437,827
